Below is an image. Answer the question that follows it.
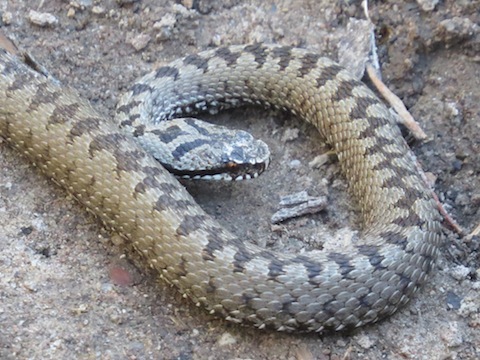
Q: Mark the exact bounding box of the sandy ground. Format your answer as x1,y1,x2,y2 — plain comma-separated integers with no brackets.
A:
0,1,479,359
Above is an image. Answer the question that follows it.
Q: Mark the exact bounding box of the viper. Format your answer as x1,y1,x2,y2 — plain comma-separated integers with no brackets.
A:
0,43,443,333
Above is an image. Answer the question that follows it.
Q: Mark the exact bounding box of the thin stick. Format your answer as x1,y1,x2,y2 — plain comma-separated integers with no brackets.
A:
366,64,428,140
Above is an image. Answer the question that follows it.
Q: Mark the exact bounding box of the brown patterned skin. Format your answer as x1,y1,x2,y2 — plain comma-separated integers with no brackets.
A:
0,44,443,333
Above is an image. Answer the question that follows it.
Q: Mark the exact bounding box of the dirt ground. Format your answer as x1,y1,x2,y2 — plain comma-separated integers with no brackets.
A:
0,0,479,359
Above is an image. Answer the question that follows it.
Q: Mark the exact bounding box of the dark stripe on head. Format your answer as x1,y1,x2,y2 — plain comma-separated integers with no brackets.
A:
172,138,210,160
184,118,211,136
150,124,189,144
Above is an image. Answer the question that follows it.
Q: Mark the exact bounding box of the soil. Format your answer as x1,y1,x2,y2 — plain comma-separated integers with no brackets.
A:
0,1,479,359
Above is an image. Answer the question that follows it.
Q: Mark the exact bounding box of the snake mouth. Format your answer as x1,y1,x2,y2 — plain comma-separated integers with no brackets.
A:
163,160,269,181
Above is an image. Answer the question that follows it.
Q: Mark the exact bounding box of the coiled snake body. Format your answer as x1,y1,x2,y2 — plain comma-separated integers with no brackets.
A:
0,44,443,332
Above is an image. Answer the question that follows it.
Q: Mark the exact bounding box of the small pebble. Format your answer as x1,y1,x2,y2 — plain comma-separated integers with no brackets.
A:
101,282,113,292
451,159,463,172
289,159,301,169
128,33,151,51
153,13,177,41
28,10,58,27
20,226,33,236
109,266,134,286
92,6,106,15
2,11,13,25
23,281,38,293
445,101,460,119
450,264,470,281
416,0,439,11
355,334,375,349
454,193,469,207
181,0,194,9
458,296,479,317
471,193,480,206
110,312,123,325
336,339,347,347
440,322,464,347
437,17,477,44
217,332,237,346
50,339,63,350
281,127,299,142
154,14,177,29
446,290,462,310
455,151,469,161
309,153,331,169
127,341,145,353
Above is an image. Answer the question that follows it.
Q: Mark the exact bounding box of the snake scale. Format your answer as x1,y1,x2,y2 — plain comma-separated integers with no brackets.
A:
0,43,443,333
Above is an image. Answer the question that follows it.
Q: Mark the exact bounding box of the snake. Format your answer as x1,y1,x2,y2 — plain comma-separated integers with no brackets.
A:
0,43,443,333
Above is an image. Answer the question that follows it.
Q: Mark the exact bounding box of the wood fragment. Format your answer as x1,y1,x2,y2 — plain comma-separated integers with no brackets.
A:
466,223,480,239
0,31,19,55
431,190,464,235
271,191,327,224
366,64,428,140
